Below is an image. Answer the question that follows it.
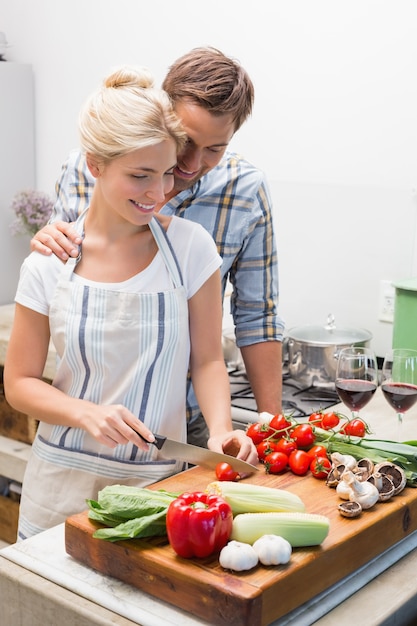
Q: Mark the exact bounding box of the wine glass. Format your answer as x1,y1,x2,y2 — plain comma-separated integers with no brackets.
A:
335,346,378,418
381,348,417,440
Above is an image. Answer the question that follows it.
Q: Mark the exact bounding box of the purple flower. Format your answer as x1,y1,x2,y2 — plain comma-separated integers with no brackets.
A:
9,189,54,237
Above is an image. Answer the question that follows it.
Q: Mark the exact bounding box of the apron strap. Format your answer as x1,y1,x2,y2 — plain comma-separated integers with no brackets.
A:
58,212,184,288
149,218,184,288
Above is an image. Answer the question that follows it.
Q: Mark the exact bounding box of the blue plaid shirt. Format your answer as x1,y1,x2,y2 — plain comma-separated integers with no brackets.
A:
52,149,284,421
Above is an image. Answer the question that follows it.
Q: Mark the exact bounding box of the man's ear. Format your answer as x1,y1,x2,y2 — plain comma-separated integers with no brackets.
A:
86,153,102,178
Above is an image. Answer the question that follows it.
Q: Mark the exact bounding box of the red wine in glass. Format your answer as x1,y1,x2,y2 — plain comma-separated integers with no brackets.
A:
381,348,417,440
381,382,417,413
335,347,378,417
335,379,377,412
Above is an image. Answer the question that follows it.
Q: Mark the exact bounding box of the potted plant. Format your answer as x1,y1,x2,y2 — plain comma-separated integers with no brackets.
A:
9,189,53,237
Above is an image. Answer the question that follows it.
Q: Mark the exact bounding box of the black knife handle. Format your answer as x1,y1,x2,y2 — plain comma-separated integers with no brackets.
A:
138,432,166,450
151,434,167,450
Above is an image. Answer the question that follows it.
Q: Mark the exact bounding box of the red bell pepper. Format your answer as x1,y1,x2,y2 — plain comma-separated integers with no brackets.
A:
166,491,233,558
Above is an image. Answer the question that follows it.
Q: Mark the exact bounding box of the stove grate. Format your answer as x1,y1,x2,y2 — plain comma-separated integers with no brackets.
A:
228,366,340,424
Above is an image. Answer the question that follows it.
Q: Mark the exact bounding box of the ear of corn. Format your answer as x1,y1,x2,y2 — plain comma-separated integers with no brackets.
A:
205,481,305,515
231,512,330,547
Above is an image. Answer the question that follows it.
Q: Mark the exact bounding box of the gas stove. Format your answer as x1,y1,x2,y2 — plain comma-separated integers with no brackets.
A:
229,367,340,430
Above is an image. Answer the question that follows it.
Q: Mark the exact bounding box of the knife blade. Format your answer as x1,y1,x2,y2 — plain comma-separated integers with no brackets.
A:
149,434,259,474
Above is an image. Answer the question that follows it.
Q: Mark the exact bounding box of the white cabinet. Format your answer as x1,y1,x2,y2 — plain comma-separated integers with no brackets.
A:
0,63,35,304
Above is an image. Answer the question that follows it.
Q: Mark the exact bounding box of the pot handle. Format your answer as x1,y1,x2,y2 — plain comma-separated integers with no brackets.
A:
333,344,356,364
282,336,289,361
325,313,336,330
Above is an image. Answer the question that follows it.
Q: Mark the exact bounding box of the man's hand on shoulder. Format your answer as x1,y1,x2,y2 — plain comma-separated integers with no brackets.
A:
30,222,82,261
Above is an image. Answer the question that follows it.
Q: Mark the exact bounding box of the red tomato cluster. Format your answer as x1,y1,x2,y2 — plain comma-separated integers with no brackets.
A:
340,419,367,437
309,411,340,430
307,411,367,437
246,410,366,480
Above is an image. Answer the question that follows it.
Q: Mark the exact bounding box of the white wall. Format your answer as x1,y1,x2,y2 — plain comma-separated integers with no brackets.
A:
0,62,35,303
2,0,417,356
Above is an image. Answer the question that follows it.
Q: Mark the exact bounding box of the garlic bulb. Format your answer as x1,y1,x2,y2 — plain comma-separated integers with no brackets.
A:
252,535,292,566
219,541,259,571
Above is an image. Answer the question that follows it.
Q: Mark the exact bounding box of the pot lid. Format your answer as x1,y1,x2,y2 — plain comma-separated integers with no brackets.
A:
287,315,372,346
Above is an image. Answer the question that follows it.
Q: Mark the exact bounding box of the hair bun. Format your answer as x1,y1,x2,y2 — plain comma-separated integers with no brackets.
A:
104,65,154,90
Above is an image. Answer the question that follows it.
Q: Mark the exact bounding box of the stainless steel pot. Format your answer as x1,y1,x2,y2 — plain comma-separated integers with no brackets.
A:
285,315,373,387
222,328,245,371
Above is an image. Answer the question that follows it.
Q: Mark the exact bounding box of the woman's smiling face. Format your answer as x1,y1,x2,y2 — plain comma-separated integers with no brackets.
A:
91,139,178,226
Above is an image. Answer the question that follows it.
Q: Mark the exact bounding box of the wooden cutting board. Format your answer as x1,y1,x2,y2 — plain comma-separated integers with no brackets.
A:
65,465,417,626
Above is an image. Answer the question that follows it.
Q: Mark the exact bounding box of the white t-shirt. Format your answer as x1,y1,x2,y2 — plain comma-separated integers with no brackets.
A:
15,216,222,315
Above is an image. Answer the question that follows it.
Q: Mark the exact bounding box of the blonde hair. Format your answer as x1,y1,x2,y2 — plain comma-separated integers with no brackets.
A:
79,65,186,161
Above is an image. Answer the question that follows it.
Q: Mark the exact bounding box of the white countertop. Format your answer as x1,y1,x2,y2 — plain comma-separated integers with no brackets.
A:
1,524,210,626
1,517,417,626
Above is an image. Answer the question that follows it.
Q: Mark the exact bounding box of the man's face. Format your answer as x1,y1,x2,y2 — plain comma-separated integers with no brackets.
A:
171,100,236,194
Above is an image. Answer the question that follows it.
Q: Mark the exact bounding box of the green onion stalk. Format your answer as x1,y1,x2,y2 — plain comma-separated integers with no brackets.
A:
313,426,417,487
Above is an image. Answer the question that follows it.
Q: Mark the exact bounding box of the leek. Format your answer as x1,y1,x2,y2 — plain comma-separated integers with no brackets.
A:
313,426,417,486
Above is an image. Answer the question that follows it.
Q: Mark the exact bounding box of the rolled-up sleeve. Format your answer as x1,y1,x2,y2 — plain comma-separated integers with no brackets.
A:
51,150,94,223
228,177,284,347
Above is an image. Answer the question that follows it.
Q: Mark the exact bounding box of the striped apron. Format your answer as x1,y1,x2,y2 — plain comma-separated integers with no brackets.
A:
18,217,189,539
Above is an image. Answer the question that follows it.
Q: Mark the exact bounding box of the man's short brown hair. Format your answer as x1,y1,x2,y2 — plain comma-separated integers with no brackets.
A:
162,47,254,132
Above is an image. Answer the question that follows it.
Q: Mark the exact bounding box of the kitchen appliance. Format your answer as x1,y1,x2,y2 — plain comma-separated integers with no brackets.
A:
229,365,341,430
392,277,417,351
222,328,244,370
284,315,372,387
225,317,370,429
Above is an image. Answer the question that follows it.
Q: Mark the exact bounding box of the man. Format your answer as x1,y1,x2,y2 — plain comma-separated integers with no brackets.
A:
31,47,285,447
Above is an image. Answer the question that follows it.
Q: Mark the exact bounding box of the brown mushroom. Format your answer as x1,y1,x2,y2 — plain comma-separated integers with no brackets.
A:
330,453,357,471
326,464,345,487
338,501,362,518
374,462,407,496
368,472,396,501
354,458,374,481
337,470,380,509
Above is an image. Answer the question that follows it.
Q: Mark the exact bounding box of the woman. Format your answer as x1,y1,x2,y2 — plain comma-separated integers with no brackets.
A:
4,66,257,540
